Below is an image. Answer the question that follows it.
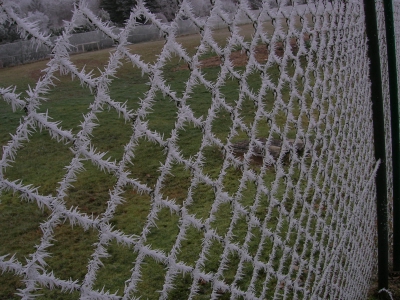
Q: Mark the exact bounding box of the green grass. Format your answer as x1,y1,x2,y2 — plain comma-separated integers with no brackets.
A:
0,22,329,299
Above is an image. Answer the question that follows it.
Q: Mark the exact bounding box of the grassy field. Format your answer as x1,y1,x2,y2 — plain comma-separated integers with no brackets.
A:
0,20,334,299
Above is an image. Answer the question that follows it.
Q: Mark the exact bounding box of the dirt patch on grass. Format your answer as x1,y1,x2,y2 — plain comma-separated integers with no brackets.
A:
29,68,46,81
200,44,270,68
175,36,309,70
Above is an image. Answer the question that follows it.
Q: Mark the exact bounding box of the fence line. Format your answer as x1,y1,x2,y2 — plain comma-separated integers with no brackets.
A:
0,13,253,68
0,5,312,69
0,21,197,68
0,0,398,299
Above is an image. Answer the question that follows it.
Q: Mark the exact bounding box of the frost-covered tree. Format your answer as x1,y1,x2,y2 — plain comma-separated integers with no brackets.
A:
145,0,179,22
28,0,45,12
248,0,262,9
26,10,49,33
188,0,212,17
100,0,137,25
100,0,179,25
40,0,75,27
0,21,20,44
12,0,32,14
6,0,101,28
184,0,238,17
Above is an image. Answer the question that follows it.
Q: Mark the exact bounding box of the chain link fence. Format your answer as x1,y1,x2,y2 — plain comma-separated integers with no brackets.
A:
0,0,398,299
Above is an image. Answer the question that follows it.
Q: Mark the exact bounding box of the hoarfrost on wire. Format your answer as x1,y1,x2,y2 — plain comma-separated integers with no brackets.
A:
0,0,392,299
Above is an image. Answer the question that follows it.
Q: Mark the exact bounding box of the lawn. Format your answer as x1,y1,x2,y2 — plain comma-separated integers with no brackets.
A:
0,19,342,299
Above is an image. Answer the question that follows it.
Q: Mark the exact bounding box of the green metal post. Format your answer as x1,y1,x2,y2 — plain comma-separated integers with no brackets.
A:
383,0,400,272
363,0,389,289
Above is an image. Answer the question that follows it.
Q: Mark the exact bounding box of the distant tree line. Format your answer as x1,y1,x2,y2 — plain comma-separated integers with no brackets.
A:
1,0,305,44
99,0,179,25
98,0,268,25
1,0,102,44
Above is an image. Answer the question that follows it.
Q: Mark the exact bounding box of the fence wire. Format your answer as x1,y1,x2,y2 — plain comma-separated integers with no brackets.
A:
0,0,387,299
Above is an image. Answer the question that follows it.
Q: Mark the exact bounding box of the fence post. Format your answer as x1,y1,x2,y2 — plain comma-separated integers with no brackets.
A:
363,0,389,290
382,0,400,272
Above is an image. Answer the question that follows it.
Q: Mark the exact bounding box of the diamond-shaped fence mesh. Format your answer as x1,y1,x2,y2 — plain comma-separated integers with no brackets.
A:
0,0,391,299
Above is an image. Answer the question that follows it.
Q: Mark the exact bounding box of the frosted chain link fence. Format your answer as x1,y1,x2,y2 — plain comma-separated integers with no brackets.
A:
0,0,383,299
